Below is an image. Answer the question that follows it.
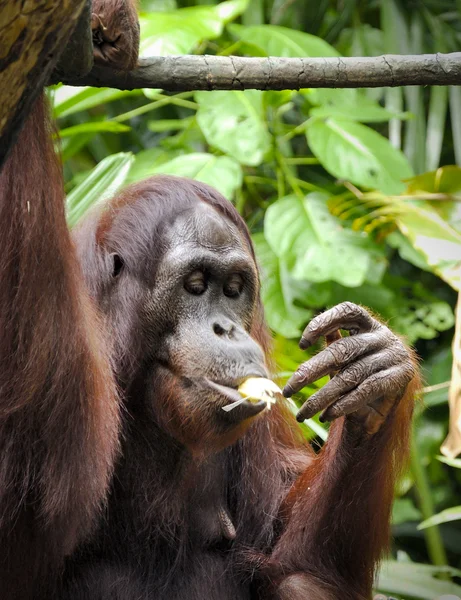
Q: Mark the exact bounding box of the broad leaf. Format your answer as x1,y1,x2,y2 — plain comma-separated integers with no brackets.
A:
392,498,422,525
140,0,248,56
407,165,461,196
396,206,461,291
130,153,242,200
387,231,432,272
196,91,271,166
264,193,382,287
306,118,413,194
253,233,311,338
307,89,409,123
377,560,461,599
229,24,338,58
66,153,134,227
405,165,461,230
127,148,177,183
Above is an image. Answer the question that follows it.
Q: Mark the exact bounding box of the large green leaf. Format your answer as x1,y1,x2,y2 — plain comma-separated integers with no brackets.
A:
66,153,134,227
407,165,461,196
130,153,242,200
307,89,409,123
306,118,413,194
264,193,382,287
52,86,140,119
405,165,461,230
127,148,179,184
396,206,461,291
253,233,311,338
229,24,338,58
377,560,461,599
140,0,248,56
196,91,271,166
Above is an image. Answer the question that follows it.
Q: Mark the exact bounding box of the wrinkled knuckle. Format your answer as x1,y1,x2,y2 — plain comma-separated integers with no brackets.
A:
296,363,310,381
387,345,408,366
339,364,361,386
360,378,374,395
337,301,361,318
326,344,344,367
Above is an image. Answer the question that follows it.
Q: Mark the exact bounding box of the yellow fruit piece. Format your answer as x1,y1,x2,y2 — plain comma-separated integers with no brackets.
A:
237,377,282,410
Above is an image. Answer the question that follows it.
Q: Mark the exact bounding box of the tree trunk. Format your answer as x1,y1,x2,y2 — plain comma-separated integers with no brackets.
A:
0,0,87,168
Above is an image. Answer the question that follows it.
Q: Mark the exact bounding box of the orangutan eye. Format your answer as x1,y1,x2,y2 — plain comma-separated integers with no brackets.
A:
111,253,124,278
184,270,207,295
224,274,244,298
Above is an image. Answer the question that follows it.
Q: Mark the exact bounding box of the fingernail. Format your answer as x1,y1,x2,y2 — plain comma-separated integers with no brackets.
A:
296,412,305,423
283,384,294,398
299,336,311,350
319,414,326,423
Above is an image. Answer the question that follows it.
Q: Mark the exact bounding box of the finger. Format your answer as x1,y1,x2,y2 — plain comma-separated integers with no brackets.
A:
325,330,341,345
295,349,398,422
283,330,390,398
321,364,413,422
299,302,378,350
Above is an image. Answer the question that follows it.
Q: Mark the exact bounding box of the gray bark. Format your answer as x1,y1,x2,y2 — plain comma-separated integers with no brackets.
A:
62,52,461,91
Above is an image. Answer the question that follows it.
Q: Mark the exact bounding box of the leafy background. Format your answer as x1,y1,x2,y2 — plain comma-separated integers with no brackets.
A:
51,0,461,597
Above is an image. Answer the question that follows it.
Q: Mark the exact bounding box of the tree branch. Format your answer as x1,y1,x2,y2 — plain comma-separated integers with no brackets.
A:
0,0,87,168
62,52,461,91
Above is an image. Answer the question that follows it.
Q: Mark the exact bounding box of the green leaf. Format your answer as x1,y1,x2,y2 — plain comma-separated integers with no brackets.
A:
396,206,461,291
264,193,380,287
66,153,134,228
229,24,338,58
58,122,131,138
147,117,195,132
418,506,461,530
306,118,413,194
406,165,461,196
215,0,249,22
387,231,432,272
392,299,455,343
438,455,461,469
53,86,140,119
377,560,461,599
392,498,422,525
132,153,243,200
307,89,409,123
253,233,311,338
195,91,270,166
140,0,248,56
127,148,176,184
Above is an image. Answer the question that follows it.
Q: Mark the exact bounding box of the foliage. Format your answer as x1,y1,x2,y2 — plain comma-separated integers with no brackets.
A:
51,1,461,597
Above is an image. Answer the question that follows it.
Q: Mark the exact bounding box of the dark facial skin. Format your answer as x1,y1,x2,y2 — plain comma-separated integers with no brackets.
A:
142,203,269,453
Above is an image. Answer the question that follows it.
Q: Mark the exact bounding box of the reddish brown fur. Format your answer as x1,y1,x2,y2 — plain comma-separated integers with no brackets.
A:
91,0,140,70
268,377,419,600
0,95,120,599
0,48,418,600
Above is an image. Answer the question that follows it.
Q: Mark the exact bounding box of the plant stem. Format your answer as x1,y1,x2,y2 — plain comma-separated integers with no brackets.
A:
113,93,197,123
410,433,448,567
